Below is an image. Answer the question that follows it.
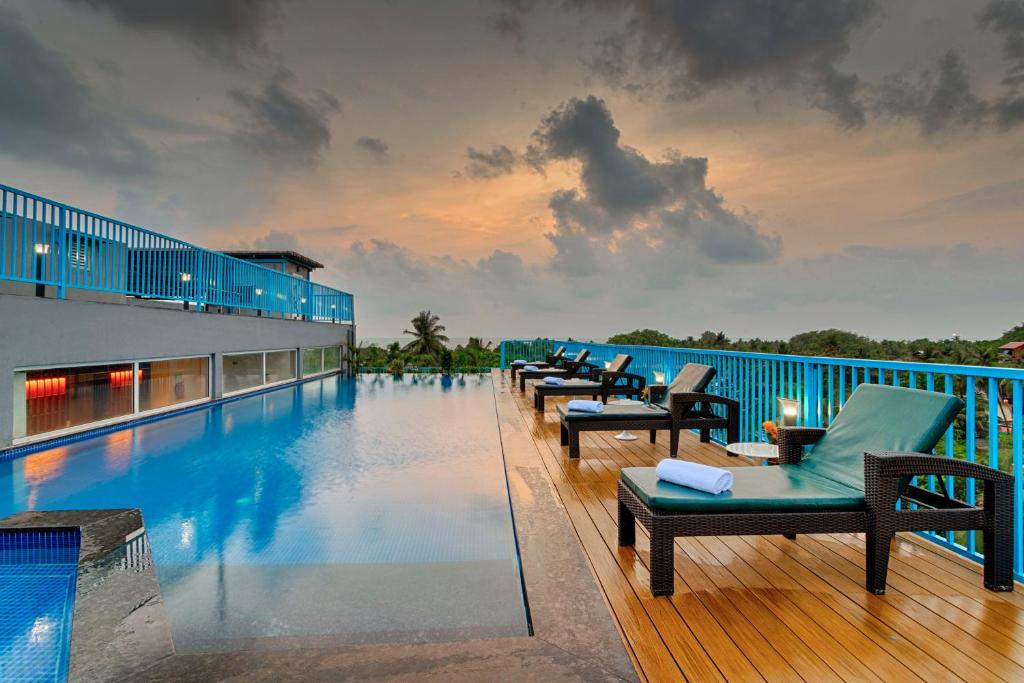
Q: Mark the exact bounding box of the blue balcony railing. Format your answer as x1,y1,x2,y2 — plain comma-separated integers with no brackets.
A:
501,338,1024,582
0,183,353,323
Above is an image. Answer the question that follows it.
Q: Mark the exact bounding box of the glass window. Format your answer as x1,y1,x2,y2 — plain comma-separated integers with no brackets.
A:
302,348,323,376
223,353,264,394
323,346,340,371
139,357,210,412
19,363,134,437
265,350,297,384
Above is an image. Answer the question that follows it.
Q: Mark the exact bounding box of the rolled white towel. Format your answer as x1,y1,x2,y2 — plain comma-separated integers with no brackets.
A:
512,359,528,364
655,459,733,495
523,365,540,371
543,376,566,385
567,399,603,413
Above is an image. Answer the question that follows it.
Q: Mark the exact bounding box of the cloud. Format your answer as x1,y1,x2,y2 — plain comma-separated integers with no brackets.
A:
463,145,518,179
527,96,780,273
63,0,284,67
873,51,989,134
228,69,340,169
489,0,536,49
979,0,1024,86
252,229,300,251
355,136,389,157
568,0,877,128
0,7,156,178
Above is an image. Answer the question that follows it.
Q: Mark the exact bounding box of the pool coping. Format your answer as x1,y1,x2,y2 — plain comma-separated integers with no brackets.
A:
0,508,175,682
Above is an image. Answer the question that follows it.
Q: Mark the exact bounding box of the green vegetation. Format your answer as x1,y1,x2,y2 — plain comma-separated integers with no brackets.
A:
349,311,500,374
607,325,1024,368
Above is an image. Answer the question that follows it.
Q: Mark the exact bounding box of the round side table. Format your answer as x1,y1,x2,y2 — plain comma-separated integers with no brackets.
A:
611,398,643,440
725,442,779,463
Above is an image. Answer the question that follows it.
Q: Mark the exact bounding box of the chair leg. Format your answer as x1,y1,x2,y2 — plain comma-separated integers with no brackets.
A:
535,393,544,412
699,428,710,443
568,426,580,459
983,478,1015,591
560,422,569,446
783,533,797,540
649,430,656,444
865,525,895,594
520,375,527,392
649,524,675,596
618,499,635,546
670,428,680,456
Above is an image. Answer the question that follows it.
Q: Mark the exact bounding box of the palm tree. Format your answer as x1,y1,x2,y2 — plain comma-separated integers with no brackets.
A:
402,310,449,359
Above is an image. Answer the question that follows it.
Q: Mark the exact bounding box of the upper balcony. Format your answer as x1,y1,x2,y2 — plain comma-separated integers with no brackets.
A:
0,183,353,324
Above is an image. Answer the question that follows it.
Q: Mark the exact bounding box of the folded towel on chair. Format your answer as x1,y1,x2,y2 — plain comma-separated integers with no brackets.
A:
567,399,603,413
655,459,732,495
512,359,528,364
523,365,539,371
544,376,566,385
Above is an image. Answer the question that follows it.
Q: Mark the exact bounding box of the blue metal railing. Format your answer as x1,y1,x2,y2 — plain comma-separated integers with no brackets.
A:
501,338,1024,582
0,184,353,323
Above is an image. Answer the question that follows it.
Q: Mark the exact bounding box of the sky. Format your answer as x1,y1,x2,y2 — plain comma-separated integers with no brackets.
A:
1,0,1023,342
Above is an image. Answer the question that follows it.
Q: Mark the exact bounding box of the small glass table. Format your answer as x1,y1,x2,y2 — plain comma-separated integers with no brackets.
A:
611,398,643,440
725,442,779,463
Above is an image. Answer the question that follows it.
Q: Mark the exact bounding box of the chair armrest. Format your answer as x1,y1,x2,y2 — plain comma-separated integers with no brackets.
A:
668,392,739,420
864,451,1013,484
776,427,826,465
601,371,646,389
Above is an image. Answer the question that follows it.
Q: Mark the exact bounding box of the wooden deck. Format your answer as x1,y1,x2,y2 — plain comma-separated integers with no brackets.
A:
493,370,1024,683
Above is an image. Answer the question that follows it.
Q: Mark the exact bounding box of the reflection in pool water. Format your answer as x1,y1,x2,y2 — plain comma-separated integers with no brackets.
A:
0,373,527,651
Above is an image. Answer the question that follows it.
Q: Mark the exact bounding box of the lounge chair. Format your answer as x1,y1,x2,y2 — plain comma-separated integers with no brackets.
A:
510,346,567,383
617,384,1014,596
518,349,596,392
557,364,739,457
533,353,644,412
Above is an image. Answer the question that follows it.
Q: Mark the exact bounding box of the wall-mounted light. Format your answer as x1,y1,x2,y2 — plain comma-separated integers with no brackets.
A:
653,371,666,384
604,361,612,369
330,304,336,309
33,243,50,255
300,297,307,304
254,288,263,296
180,272,192,282
776,397,801,426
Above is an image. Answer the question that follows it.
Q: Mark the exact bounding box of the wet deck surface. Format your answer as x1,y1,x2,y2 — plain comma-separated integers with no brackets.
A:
497,369,1024,682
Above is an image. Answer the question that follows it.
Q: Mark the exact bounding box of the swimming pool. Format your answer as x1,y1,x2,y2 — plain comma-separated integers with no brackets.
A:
0,374,528,652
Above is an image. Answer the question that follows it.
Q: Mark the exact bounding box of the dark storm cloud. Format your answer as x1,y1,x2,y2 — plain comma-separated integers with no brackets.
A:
529,96,780,269
355,136,390,157
0,7,155,178
463,145,519,179
64,0,284,66
874,51,990,135
228,70,340,169
979,0,1024,85
568,0,877,128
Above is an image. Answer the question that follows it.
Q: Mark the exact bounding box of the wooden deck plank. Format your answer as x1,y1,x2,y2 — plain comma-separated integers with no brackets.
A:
498,373,1024,682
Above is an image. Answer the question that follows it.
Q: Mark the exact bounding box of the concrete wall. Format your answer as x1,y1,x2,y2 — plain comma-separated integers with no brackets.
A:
0,293,354,449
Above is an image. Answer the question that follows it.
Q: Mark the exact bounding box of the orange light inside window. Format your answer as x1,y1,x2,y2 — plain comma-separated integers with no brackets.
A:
109,369,134,387
26,377,66,400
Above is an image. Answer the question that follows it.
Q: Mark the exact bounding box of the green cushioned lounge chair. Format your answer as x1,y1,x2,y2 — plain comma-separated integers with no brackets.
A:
617,384,1015,597
533,353,643,412
517,349,596,392
557,363,739,458
510,346,566,383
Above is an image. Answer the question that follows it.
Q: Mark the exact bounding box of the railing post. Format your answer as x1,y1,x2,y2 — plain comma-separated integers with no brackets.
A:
499,341,506,370
56,206,67,299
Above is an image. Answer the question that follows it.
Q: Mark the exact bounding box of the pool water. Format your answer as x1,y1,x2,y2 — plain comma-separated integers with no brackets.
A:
0,374,528,652
0,530,79,682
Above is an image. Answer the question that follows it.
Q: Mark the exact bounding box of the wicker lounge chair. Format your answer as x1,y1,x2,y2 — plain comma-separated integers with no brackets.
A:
557,364,739,458
617,384,1014,597
510,346,567,383
518,349,596,392
533,353,643,412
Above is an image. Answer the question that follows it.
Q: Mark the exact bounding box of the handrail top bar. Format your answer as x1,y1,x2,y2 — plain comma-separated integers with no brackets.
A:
503,338,1024,380
0,182,353,299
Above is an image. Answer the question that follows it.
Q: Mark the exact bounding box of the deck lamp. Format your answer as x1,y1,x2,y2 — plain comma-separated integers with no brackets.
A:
604,361,611,369
300,297,307,304
254,288,263,296
776,397,801,427
33,243,50,255
180,272,192,282
653,371,666,384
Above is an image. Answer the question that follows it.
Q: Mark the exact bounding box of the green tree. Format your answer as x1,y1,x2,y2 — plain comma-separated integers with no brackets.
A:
402,310,449,360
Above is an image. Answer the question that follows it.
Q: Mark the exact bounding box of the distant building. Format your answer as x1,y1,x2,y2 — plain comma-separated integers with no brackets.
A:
999,342,1024,361
220,251,324,281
